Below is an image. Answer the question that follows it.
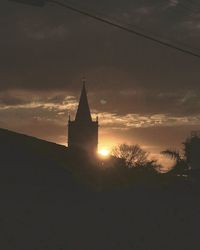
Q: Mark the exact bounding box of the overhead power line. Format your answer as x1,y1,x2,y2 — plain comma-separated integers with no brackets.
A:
49,0,200,58
10,0,200,59
61,0,200,54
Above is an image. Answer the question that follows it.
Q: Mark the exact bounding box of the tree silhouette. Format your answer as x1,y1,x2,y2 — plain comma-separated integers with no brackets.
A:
183,134,200,170
161,149,188,175
111,144,149,168
162,133,200,175
161,149,181,162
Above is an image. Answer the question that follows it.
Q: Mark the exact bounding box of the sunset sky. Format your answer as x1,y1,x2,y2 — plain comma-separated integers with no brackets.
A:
1,0,200,168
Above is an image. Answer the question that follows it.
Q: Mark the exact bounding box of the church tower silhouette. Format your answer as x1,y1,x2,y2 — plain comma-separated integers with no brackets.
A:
68,81,98,154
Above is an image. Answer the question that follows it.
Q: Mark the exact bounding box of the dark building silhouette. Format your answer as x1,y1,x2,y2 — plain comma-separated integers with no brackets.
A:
184,131,200,170
68,82,98,154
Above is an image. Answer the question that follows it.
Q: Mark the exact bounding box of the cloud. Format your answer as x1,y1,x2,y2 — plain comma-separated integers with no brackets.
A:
93,112,200,130
179,13,200,39
168,0,179,7
0,90,78,111
135,6,156,16
1,0,199,91
22,22,69,41
91,88,200,117
1,88,200,128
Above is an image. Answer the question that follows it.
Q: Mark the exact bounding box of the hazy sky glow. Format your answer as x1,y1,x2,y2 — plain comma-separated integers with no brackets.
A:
1,0,200,169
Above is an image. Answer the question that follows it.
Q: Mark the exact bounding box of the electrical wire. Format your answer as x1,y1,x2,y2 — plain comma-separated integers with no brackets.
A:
60,0,200,54
48,0,200,58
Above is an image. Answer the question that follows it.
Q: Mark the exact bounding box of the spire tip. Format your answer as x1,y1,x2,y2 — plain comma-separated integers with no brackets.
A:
82,76,86,86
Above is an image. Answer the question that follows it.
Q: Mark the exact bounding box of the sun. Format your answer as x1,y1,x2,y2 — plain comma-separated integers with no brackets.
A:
98,148,110,157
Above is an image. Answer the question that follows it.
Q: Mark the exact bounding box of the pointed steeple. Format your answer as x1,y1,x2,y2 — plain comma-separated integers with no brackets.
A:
75,80,92,122
68,80,98,153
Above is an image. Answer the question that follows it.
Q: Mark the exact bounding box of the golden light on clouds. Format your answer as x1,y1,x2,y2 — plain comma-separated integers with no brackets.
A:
92,112,200,129
0,90,199,171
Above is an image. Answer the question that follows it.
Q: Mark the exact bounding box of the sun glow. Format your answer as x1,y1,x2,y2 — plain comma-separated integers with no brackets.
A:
98,148,110,157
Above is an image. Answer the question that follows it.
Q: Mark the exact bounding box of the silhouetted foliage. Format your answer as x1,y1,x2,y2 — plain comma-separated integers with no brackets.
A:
161,148,189,176
161,149,181,162
183,134,200,170
161,149,188,174
111,144,149,168
161,133,200,176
